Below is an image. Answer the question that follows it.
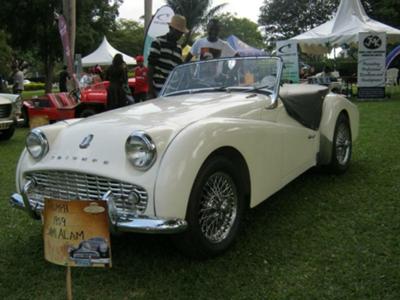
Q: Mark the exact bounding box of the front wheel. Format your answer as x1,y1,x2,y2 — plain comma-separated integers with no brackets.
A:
0,125,15,141
174,156,245,258
328,113,352,173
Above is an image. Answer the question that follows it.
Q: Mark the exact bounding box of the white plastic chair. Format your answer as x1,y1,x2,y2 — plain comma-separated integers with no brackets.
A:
386,68,399,86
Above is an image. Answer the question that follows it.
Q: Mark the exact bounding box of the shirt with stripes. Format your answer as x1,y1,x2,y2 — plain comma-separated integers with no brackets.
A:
148,34,182,93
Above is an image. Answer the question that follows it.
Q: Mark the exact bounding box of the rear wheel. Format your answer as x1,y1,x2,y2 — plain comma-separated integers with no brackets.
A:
0,125,15,141
174,156,245,258
328,113,352,173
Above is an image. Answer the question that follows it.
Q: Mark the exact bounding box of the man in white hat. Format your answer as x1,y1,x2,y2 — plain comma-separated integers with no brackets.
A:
147,14,189,98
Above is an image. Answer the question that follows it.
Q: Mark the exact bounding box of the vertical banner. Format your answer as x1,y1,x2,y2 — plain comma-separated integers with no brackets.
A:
58,15,74,76
357,32,387,99
143,6,174,66
58,15,79,90
276,40,300,83
44,199,112,268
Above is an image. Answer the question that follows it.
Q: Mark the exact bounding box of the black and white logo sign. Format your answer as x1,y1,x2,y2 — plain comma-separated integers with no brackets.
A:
363,35,382,50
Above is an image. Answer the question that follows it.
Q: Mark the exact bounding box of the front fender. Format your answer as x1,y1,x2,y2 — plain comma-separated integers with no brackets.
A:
319,93,359,165
154,117,284,219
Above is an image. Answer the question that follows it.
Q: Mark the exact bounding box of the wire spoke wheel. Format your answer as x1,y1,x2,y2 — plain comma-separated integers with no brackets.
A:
198,172,238,244
335,122,351,165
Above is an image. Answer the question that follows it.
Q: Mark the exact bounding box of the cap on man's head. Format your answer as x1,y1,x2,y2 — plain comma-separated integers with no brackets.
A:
136,55,144,63
169,15,189,33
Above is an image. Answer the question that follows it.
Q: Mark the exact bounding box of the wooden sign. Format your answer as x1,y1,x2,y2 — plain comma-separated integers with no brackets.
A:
43,199,112,268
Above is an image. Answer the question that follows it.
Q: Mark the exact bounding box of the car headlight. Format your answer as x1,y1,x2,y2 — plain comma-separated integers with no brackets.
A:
125,131,157,171
26,129,49,160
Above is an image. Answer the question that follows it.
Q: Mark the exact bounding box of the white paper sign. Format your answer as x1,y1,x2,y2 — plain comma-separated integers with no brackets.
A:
357,32,386,87
276,40,299,83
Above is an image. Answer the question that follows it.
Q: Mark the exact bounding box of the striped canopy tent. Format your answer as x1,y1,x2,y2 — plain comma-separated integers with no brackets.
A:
82,36,136,66
290,0,400,54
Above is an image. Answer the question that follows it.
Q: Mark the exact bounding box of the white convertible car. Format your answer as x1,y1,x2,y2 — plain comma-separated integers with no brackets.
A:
11,57,359,258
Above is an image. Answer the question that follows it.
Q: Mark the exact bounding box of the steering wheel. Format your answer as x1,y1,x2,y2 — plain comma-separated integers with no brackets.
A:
69,88,81,101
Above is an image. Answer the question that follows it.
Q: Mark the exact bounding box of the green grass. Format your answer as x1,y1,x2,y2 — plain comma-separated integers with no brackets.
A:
1,94,400,299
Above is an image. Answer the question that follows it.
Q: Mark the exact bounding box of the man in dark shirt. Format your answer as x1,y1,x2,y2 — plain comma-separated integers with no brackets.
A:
147,15,188,98
59,65,70,92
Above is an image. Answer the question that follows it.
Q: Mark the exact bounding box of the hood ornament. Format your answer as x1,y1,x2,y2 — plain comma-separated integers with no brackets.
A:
79,134,94,149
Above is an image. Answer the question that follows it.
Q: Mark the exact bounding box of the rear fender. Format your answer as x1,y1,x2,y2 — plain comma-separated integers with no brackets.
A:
319,93,359,165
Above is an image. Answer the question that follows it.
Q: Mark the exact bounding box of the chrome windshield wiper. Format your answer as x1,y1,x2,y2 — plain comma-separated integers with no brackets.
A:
163,86,233,97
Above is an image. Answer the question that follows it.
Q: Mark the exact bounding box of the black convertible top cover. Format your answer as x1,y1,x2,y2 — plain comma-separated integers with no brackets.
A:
279,84,329,130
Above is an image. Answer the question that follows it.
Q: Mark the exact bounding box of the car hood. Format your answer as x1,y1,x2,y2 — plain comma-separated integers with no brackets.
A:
68,92,264,132
0,93,18,104
28,92,265,179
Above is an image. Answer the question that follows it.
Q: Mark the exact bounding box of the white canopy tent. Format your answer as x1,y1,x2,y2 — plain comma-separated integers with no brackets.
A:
290,0,400,54
82,36,136,66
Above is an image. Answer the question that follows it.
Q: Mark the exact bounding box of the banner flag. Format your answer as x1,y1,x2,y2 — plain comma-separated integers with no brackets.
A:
143,6,174,66
276,40,300,83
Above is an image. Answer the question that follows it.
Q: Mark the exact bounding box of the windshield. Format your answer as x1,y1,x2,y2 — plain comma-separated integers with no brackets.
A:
161,56,283,97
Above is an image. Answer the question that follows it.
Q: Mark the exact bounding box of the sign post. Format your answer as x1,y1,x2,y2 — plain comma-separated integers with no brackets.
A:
43,199,112,299
276,40,300,84
357,32,387,99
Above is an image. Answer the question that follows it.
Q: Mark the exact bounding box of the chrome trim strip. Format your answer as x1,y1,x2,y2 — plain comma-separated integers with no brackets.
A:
117,217,187,234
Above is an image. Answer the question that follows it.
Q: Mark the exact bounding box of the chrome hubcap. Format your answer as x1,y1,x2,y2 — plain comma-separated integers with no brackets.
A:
198,172,238,243
336,123,351,165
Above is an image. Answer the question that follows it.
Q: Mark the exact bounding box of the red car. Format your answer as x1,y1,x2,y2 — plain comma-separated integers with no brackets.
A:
22,78,136,125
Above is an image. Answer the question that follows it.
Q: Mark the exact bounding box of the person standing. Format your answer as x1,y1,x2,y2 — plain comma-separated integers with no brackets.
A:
147,15,188,98
58,65,70,92
105,54,127,110
133,55,148,102
12,66,24,94
184,19,237,62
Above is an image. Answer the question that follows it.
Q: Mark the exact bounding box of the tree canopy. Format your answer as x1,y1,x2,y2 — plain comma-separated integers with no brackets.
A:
0,0,121,92
108,19,144,58
166,0,227,45
259,0,340,39
259,0,400,43
216,13,265,49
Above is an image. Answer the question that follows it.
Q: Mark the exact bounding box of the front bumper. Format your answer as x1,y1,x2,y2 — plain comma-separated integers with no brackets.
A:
10,192,187,234
0,118,24,129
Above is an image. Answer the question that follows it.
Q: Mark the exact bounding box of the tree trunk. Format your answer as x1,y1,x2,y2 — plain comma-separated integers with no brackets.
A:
44,58,54,93
182,30,193,48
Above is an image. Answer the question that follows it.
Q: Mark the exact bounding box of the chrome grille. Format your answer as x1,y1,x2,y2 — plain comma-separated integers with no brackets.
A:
0,104,12,118
25,170,148,215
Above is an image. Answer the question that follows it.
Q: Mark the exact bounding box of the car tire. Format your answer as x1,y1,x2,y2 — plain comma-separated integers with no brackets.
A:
21,107,29,127
79,107,97,118
328,113,352,173
0,125,15,141
174,155,245,259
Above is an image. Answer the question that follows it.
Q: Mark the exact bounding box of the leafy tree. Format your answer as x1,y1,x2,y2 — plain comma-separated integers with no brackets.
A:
0,0,121,92
259,0,340,39
166,0,227,45
216,13,265,49
362,0,400,29
259,0,400,43
108,19,145,57
0,31,12,78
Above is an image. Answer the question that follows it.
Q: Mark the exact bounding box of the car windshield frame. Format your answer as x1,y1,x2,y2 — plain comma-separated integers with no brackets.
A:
160,56,283,103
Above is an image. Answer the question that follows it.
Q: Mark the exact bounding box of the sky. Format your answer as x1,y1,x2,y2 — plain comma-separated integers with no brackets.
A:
118,0,265,23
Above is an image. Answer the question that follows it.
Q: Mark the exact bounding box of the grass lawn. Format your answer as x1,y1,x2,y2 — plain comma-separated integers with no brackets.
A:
1,93,400,299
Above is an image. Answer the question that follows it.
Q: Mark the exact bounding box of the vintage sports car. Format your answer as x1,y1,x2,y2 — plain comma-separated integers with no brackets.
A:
10,57,359,258
22,78,136,124
0,93,23,140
